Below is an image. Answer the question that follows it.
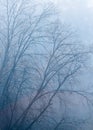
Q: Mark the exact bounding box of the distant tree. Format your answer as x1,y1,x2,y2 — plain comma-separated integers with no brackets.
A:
0,0,89,130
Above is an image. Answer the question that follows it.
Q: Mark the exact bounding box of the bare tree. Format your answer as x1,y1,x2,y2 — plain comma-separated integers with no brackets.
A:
0,0,89,130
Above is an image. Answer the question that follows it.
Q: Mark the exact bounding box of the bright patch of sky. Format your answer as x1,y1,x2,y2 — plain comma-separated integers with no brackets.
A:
49,0,93,44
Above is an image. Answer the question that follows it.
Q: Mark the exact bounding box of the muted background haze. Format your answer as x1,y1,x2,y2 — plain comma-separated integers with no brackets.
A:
49,0,93,44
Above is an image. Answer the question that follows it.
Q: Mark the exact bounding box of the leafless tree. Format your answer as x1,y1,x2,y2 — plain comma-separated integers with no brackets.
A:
0,0,90,130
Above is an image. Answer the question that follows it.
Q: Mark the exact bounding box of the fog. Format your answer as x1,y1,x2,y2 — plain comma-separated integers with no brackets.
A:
50,0,93,42
0,0,93,130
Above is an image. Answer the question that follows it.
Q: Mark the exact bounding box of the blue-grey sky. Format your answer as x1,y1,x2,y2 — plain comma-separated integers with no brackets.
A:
41,0,93,89
45,0,93,90
49,0,93,44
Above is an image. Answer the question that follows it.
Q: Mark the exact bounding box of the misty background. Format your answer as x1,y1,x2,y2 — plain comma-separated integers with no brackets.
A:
49,0,93,92
0,0,93,130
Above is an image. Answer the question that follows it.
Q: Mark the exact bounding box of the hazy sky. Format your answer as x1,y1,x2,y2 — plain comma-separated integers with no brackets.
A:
49,0,93,44
46,0,93,90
